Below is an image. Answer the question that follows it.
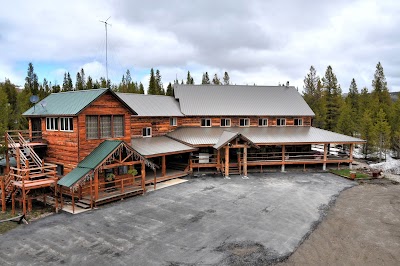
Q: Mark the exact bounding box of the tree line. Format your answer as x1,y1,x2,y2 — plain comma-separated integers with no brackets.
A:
303,62,400,159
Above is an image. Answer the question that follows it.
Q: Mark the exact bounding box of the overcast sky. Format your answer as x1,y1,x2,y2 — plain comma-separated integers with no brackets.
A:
1,0,399,92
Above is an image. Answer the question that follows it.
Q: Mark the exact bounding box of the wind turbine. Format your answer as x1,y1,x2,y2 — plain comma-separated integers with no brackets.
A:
99,16,112,84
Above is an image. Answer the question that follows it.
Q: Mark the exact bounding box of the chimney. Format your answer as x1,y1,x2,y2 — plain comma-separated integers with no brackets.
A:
286,81,289,87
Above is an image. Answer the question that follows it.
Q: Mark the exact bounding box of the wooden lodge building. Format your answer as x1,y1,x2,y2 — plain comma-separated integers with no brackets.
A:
1,85,365,213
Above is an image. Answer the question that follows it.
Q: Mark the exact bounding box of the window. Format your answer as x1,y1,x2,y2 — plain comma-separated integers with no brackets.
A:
113,115,124,137
100,116,112,138
143,127,152,137
277,118,286,126
46,117,59,131
60,117,73,131
86,115,124,139
56,164,64,176
170,117,177,126
220,118,231,127
201,118,211,127
258,118,268,127
86,116,99,139
294,118,303,126
239,118,250,127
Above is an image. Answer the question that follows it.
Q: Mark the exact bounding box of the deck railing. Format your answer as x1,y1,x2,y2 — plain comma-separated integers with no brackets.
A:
243,151,349,162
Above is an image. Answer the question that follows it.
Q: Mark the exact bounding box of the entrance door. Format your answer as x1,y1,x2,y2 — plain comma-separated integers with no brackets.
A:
31,118,42,140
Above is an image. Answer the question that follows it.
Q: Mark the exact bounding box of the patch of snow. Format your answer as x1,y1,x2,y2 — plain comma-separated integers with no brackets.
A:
370,157,400,182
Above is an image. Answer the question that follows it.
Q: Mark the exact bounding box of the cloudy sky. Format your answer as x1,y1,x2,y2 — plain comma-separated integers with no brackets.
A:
1,0,399,92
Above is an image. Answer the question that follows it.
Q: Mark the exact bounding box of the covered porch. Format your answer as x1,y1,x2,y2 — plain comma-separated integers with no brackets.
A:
57,140,157,213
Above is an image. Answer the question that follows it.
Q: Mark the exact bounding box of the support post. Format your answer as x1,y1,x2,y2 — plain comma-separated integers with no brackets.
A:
238,151,241,175
225,146,230,178
60,189,64,210
22,180,26,215
243,146,248,177
1,177,5,213
12,192,15,215
16,147,21,170
89,176,93,209
5,132,9,175
217,149,221,171
281,145,285,172
54,183,58,214
28,118,32,141
323,143,327,171
94,170,99,200
162,155,166,177
141,161,146,193
153,169,157,190
349,143,354,170
72,189,75,214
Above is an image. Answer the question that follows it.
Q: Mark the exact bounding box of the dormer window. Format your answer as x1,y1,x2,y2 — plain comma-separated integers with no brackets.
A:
201,118,211,127
220,118,231,127
277,118,286,126
239,118,250,127
294,118,303,126
170,117,177,126
258,118,268,127
142,127,152,137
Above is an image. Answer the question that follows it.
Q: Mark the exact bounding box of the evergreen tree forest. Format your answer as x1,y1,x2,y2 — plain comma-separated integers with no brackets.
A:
303,62,399,159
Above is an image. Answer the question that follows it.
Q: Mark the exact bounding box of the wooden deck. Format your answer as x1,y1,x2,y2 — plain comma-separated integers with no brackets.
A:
82,184,144,205
145,169,189,185
12,178,57,189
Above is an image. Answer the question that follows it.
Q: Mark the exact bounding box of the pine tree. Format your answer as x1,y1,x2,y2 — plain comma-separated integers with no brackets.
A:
212,74,221,85
186,71,194,84
76,72,84,90
322,65,343,131
0,88,9,150
201,72,210,84
166,82,174,96
86,76,93,90
139,83,145,94
80,68,86,89
372,62,391,116
223,71,230,85
62,72,68,91
374,108,391,162
303,66,326,128
155,69,164,95
25,62,39,96
390,97,400,157
360,109,377,158
148,68,157,95
346,78,359,115
67,72,73,90
99,77,107,88
336,101,355,136
42,78,51,95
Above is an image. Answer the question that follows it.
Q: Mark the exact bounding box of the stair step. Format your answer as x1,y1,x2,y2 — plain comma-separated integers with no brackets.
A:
75,202,91,209
78,199,92,205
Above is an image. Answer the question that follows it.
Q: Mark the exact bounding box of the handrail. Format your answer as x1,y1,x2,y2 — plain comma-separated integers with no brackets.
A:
18,132,42,168
6,133,28,168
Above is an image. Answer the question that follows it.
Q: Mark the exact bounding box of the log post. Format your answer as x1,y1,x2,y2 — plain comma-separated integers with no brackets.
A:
154,169,157,190
141,161,146,193
349,143,354,170
72,189,75,214
60,188,64,210
22,180,26,215
238,151,241,175
54,182,58,214
28,118,32,141
94,170,99,200
217,149,221,171
1,177,5,213
5,132,9,175
225,146,230,178
243,146,248,177
11,192,15,215
89,176,93,209
16,147,21,170
162,155,166,177
323,143,328,171
281,145,285,172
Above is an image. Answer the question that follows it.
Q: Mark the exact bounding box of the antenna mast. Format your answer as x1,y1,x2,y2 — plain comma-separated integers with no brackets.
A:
99,16,111,85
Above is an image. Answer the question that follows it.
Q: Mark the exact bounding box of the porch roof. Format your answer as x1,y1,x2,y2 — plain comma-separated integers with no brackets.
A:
213,131,259,150
131,136,197,157
57,167,91,187
167,127,365,146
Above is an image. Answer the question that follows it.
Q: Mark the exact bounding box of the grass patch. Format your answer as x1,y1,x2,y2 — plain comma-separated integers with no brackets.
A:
330,169,369,179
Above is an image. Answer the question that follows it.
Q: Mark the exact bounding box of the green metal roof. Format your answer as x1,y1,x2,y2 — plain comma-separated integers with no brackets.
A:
57,140,123,187
23,88,108,116
79,140,122,169
57,167,91,187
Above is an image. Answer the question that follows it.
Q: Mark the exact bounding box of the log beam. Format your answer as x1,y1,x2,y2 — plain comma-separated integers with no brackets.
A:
162,155,166,177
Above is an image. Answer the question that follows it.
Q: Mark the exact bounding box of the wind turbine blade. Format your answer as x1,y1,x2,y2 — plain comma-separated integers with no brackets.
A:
106,16,111,22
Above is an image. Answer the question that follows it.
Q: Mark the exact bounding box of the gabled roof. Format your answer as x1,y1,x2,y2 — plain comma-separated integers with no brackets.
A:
213,131,259,150
168,127,365,146
23,89,137,116
131,136,196,157
173,84,315,116
117,93,184,117
78,140,123,169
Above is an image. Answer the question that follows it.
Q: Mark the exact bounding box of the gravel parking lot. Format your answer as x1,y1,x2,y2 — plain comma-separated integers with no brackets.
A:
0,172,353,265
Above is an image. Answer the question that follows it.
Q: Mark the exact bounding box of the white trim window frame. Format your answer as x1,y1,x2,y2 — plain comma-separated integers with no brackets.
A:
201,118,211,127
277,118,286,126
142,127,152,137
60,117,74,132
46,117,59,131
294,118,303,126
258,118,268,127
220,118,231,127
239,118,250,127
170,117,177,126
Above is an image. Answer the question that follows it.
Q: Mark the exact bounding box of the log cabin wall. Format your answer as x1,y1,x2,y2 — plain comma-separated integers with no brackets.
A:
40,117,79,174
177,116,312,127
130,117,179,138
78,92,132,162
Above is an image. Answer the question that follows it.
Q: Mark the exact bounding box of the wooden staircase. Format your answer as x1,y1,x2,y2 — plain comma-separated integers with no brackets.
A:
1,131,57,213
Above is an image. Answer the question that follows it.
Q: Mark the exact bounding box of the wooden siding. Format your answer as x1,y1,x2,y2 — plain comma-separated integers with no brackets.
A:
178,116,313,127
131,117,178,138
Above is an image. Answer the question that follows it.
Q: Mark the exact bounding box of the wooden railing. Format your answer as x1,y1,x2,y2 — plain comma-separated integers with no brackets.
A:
243,152,349,162
190,154,218,165
18,132,42,168
9,163,57,180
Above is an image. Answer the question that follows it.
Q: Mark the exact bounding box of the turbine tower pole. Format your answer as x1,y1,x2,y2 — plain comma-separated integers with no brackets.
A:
100,16,111,86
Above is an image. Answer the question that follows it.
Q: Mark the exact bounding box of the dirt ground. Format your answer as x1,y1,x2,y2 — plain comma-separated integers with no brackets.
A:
277,180,400,266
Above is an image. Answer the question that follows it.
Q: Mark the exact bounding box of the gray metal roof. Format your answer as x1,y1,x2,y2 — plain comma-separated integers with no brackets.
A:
168,127,365,145
131,136,196,157
173,85,315,116
213,131,238,149
117,93,184,117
